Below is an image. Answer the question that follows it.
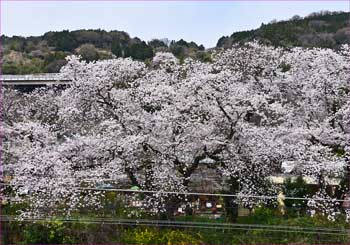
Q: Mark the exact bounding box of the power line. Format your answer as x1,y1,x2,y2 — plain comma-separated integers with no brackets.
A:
2,215,347,233
1,183,348,203
1,216,349,236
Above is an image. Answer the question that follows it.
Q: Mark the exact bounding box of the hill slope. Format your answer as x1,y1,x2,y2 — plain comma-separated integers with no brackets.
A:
1,30,207,74
217,11,350,48
1,11,349,75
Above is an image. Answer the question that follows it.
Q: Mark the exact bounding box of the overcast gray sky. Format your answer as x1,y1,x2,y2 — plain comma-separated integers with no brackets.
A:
1,1,349,48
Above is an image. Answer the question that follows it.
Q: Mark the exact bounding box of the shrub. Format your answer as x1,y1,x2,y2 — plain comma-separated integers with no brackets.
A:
121,227,203,244
283,176,314,215
161,229,203,244
22,221,76,244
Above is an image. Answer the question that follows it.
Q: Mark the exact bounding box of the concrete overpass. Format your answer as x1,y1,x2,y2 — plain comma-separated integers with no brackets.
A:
1,73,71,86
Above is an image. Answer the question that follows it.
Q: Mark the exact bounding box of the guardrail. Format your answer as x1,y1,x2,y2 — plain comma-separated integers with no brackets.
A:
1,73,71,86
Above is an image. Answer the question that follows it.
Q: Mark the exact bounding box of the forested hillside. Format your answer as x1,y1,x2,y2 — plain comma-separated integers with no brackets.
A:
1,30,207,74
217,11,349,48
1,11,348,75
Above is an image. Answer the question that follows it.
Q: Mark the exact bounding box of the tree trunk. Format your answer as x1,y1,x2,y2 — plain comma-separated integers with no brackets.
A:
223,176,240,222
161,195,183,220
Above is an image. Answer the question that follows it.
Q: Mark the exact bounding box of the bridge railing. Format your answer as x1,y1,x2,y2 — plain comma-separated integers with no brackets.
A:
1,73,66,81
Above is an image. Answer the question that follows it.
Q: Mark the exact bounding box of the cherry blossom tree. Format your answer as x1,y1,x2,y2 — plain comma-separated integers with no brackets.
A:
3,43,349,220
210,43,349,218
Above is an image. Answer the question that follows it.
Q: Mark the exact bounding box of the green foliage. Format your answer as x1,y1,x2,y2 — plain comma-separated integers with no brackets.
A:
148,39,168,48
43,51,68,72
3,29,211,74
240,206,278,224
121,227,203,244
44,51,67,63
230,30,255,42
196,51,212,63
169,39,205,60
170,44,184,57
216,36,230,47
45,59,67,73
1,202,29,216
2,59,46,74
332,146,346,157
9,40,25,52
161,229,203,244
123,228,159,244
111,40,124,57
217,11,349,49
125,41,154,60
3,11,348,75
2,63,19,74
44,30,78,52
335,177,349,201
22,221,76,244
3,212,349,244
283,176,314,214
279,62,292,72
